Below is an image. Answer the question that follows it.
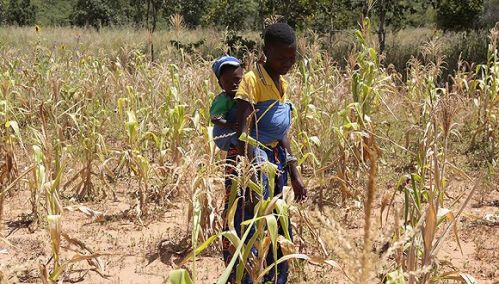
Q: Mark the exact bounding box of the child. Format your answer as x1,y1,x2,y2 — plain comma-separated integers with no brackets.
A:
210,55,243,151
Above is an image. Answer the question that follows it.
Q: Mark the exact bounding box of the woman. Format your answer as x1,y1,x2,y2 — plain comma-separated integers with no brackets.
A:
222,23,307,284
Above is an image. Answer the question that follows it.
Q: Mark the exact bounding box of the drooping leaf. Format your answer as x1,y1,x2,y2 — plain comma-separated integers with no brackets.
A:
169,269,194,284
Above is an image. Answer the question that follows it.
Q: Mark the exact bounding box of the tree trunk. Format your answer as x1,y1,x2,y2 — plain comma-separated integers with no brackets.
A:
378,0,387,55
328,1,335,45
145,0,150,31
259,0,265,32
145,0,157,62
151,2,158,62
362,0,370,18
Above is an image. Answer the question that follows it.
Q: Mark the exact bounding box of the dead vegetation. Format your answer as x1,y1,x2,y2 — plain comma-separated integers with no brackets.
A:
0,20,498,284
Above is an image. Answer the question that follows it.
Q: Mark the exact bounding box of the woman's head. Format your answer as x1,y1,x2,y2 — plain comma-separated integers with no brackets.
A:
263,23,297,75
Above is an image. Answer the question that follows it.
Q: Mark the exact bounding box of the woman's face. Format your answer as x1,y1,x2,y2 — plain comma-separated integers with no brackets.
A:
264,42,297,75
219,66,243,95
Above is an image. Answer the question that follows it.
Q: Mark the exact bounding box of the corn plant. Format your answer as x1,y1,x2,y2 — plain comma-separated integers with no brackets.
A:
0,80,23,235
33,143,63,272
159,64,192,164
114,87,161,219
172,145,337,284
64,105,109,200
1,24,496,284
32,136,106,283
346,18,388,283
379,32,481,284
293,55,331,211
469,25,498,159
321,19,391,211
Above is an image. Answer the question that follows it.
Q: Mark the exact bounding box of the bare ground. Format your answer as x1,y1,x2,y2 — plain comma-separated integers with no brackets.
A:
1,175,498,284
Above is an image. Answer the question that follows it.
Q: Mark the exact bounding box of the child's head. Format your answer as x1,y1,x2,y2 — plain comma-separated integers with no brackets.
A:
263,23,297,75
212,55,243,96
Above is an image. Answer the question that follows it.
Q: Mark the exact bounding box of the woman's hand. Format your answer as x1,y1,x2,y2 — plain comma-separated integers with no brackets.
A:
291,176,307,202
288,164,307,202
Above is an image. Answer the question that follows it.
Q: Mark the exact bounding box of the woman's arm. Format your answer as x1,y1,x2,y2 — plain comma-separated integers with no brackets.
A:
281,133,307,201
235,99,255,160
235,98,260,208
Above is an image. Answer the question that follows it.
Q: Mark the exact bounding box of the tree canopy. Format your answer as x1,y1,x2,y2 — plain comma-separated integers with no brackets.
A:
0,0,496,32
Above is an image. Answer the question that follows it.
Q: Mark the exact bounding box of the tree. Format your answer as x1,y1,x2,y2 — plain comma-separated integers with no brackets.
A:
20,0,35,25
105,0,133,26
202,0,259,30
36,0,74,26
129,0,146,28
145,0,165,61
262,0,316,29
145,0,164,33
6,0,19,25
309,0,360,33
432,0,484,31
71,0,112,30
479,0,499,28
181,0,209,27
6,0,36,26
127,0,180,29
259,0,360,33
356,0,421,54
372,0,418,54
0,0,5,24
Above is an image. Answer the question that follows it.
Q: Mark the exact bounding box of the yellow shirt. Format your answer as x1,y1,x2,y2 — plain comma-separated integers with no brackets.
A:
235,64,288,104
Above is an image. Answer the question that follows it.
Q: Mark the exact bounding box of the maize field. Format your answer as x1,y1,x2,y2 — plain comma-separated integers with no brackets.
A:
0,20,498,284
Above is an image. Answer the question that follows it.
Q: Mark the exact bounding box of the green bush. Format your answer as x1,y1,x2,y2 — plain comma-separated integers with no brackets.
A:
434,0,484,31
479,0,499,29
5,0,37,26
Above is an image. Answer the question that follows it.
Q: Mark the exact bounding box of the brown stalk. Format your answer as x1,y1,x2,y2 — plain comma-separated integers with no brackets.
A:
360,134,378,283
0,145,17,234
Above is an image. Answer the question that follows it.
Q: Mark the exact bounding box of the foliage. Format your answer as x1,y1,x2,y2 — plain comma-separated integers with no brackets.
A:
479,0,499,28
432,0,484,30
0,1,5,24
70,0,113,30
0,0,495,36
225,32,258,58
5,0,36,26
32,0,74,26
128,0,178,30
259,0,360,32
202,0,259,30
180,0,209,28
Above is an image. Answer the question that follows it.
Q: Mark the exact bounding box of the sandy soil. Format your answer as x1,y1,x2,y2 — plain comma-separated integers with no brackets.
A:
1,175,497,284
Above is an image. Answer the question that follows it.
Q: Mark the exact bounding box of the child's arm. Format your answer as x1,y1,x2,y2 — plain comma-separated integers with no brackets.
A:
211,116,237,129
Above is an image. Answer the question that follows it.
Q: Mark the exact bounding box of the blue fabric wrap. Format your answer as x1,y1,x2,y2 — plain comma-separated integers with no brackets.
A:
251,100,292,145
212,106,239,151
212,100,292,151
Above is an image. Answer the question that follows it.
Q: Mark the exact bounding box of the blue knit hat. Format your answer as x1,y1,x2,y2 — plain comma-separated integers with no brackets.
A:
212,55,241,79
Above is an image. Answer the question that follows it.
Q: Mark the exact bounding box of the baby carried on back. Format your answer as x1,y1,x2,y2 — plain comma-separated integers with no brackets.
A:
212,99,292,150
209,55,292,151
